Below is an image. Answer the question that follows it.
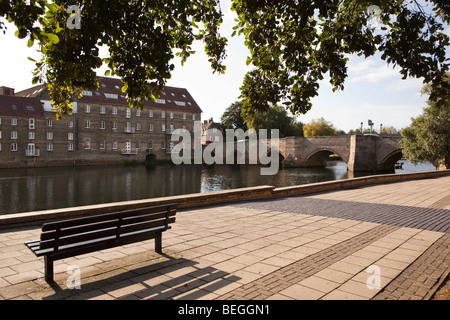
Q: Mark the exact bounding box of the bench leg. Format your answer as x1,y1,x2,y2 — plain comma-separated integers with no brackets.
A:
44,256,54,283
155,233,162,254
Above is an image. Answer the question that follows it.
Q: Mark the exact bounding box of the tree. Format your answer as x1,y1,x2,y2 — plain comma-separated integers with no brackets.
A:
221,101,248,131
220,102,303,138
400,74,450,169
0,0,227,117
245,104,303,138
2,1,449,118
303,118,337,137
232,0,450,117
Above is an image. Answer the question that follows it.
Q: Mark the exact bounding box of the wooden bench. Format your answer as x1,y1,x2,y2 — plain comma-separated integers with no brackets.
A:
25,203,177,283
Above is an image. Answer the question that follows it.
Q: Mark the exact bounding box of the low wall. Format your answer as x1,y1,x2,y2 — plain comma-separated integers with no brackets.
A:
1,170,449,228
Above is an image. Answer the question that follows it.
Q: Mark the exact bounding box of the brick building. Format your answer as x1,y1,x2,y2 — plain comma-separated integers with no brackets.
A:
0,77,202,168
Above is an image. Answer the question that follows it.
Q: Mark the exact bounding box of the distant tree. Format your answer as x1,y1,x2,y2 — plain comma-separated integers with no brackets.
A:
246,105,303,138
303,118,337,137
400,74,450,169
220,101,248,131
380,126,400,134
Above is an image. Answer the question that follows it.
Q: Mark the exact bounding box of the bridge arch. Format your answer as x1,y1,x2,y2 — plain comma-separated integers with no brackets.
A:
379,149,403,171
305,148,348,167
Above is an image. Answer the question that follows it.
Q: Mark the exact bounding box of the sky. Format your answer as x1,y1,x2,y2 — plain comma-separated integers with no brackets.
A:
0,1,448,133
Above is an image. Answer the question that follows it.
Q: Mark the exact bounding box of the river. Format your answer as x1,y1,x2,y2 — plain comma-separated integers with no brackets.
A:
0,160,436,215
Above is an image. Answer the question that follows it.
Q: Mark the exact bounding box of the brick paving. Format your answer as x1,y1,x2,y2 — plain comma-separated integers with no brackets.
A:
0,174,449,300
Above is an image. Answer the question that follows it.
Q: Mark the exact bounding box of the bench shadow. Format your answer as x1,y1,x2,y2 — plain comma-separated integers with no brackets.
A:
43,253,241,300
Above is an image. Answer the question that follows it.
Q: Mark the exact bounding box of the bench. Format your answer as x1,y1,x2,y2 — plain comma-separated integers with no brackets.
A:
24,203,177,283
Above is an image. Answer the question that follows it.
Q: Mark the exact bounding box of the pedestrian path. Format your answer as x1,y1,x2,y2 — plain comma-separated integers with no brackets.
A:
0,175,449,300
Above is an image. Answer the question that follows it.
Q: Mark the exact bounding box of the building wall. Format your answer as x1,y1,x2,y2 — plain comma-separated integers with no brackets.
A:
0,81,202,168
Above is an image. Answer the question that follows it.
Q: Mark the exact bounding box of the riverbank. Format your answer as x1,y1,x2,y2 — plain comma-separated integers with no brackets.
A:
0,172,448,301
1,169,449,228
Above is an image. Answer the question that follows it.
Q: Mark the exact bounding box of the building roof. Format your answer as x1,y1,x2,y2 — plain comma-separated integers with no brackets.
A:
0,95,45,118
15,77,203,113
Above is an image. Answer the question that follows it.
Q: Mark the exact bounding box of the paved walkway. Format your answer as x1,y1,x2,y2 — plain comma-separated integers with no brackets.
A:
0,175,449,300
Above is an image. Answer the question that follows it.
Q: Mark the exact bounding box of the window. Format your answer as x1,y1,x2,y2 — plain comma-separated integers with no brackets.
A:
100,120,106,130
126,108,131,119
47,132,54,140
100,140,106,150
136,122,141,131
136,109,141,117
100,106,106,114
29,118,35,129
11,143,18,152
68,121,74,128
112,121,118,130
161,124,166,132
169,124,174,133
81,90,92,96
149,123,154,132
135,141,140,150
11,131,18,140
155,99,166,104
148,141,153,150
112,141,118,150
0,131,2,139
112,107,118,115
101,83,106,88
105,93,118,99
182,125,186,132
171,92,175,97
161,141,166,150
11,118,17,126
68,133,74,140
26,105,34,110
47,143,54,152
0,117,2,126
161,111,166,119
148,109,154,118
85,105,91,113
0,143,2,152
47,119,53,127
170,112,174,119
11,104,17,110
29,132,35,140
85,120,90,128
115,85,120,90
183,113,186,120
84,139,91,150
175,101,186,106
68,143,74,151
192,114,196,121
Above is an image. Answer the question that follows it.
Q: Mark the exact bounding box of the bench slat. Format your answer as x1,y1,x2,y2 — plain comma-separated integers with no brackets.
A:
38,217,175,250
41,204,177,232
40,209,176,241
33,226,168,259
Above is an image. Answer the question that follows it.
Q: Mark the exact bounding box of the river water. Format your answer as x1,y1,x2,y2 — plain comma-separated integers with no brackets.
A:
0,160,436,215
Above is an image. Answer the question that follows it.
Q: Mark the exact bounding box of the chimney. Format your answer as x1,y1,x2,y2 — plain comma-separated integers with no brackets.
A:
0,86,15,96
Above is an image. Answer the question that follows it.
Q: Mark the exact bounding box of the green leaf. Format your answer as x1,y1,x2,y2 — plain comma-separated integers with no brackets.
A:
104,70,111,76
27,38,34,47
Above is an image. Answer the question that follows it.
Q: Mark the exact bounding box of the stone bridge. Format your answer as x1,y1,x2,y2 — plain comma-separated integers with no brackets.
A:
273,134,403,172
220,134,403,172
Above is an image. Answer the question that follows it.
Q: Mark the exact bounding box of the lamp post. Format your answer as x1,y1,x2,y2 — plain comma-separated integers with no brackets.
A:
380,123,383,135
360,122,363,134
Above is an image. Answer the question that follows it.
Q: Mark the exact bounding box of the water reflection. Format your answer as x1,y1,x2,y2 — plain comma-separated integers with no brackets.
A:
0,160,436,215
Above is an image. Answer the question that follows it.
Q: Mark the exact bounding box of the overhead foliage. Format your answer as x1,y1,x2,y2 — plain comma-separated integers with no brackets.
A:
1,0,449,119
232,0,450,117
0,0,227,118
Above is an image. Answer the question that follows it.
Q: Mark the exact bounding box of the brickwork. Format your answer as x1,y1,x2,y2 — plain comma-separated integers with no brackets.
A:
217,225,398,300
373,234,450,300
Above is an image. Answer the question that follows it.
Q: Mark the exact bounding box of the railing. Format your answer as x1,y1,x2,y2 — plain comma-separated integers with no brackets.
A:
121,149,138,155
25,149,40,157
